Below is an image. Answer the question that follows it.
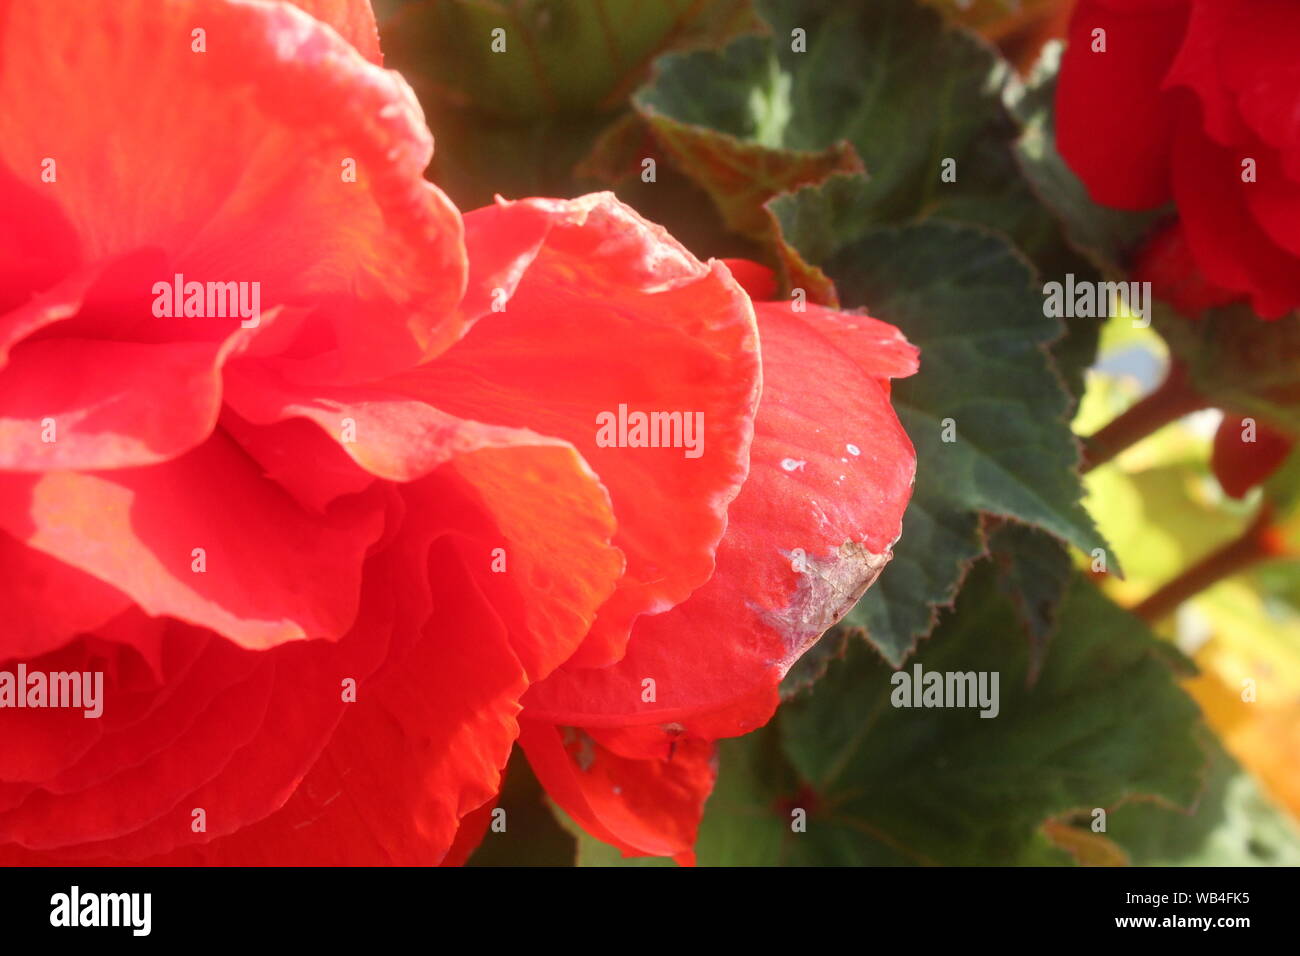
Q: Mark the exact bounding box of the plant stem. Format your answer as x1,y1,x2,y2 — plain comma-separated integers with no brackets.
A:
1133,506,1284,623
1082,363,1208,471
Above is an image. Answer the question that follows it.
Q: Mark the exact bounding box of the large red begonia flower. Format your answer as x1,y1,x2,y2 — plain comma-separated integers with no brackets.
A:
0,0,916,864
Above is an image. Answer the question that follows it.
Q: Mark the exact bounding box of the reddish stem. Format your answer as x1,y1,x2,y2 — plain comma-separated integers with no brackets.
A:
1133,506,1284,623
1082,363,1208,471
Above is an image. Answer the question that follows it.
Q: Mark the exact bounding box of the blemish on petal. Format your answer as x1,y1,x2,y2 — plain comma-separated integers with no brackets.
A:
781,458,807,472
762,541,891,668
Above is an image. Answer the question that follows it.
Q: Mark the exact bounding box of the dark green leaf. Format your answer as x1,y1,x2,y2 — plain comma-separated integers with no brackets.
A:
384,0,764,117
1104,739,1300,866
775,567,1206,865
989,520,1074,680
380,0,764,207
633,0,1080,273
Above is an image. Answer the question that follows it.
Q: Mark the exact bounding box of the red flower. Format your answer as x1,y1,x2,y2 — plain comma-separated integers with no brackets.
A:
0,0,915,864
1057,0,1300,318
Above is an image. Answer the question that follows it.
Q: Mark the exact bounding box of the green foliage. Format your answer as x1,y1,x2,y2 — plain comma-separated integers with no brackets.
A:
638,0,1023,231
989,521,1074,678
1106,739,1300,867
380,0,764,209
775,569,1204,865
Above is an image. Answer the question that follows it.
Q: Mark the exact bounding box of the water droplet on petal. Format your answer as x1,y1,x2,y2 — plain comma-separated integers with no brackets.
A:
846,443,861,456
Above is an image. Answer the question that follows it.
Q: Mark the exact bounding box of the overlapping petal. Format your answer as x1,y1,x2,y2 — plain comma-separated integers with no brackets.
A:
0,433,388,652
515,272,917,860
522,289,915,735
518,720,716,863
0,431,624,861
0,0,467,459
382,195,763,670
1171,122,1300,317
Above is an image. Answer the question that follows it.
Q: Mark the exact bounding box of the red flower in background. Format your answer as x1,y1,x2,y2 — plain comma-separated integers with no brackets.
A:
0,0,915,864
1058,0,1300,318
1212,416,1294,500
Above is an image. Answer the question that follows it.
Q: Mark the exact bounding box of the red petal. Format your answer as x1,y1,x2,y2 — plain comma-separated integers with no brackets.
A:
522,301,916,738
225,359,601,486
1172,119,1300,317
0,661,277,852
0,529,131,661
139,445,619,864
387,194,762,669
0,0,465,372
221,370,626,677
439,798,497,867
413,446,623,681
0,432,386,651
117,544,518,865
0,560,392,856
1215,0,1300,174
40,621,263,797
217,409,379,515
0,640,108,784
0,338,229,471
521,300,916,859
721,258,780,300
518,720,715,860
1244,149,1300,261
1,430,624,862
787,302,920,383
1164,0,1252,147
0,264,100,371
1057,0,1191,209
0,165,81,314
